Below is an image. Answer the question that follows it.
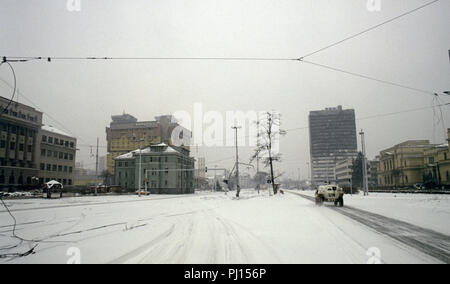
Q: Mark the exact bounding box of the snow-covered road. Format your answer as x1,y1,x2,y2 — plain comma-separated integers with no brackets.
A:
0,189,446,264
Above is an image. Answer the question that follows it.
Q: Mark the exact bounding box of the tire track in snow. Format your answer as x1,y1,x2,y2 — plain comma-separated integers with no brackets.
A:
288,191,450,263
108,224,176,264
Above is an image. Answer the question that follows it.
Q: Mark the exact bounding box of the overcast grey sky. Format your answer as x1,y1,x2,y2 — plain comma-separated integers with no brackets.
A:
1,0,449,179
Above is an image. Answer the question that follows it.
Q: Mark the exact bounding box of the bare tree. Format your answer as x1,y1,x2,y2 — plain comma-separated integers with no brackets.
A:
251,112,286,195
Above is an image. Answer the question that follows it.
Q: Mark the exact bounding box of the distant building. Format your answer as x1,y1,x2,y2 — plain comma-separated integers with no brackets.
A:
106,113,191,176
114,143,195,194
309,106,358,186
36,125,77,186
368,159,380,189
73,166,102,187
334,159,354,187
0,96,43,189
378,140,435,188
98,155,107,172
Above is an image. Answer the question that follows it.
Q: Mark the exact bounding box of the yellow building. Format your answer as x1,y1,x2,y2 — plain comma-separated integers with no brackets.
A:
423,129,450,187
378,140,434,188
106,114,190,176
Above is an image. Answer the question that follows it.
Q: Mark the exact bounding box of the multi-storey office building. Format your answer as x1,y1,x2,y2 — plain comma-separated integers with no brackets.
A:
106,114,191,176
114,143,195,194
309,106,358,186
36,125,77,186
0,96,42,189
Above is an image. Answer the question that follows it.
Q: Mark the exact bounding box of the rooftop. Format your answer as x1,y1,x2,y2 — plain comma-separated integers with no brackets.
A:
41,125,75,139
115,143,184,160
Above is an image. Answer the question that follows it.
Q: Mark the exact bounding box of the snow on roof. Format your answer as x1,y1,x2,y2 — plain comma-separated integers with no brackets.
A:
115,144,182,160
41,125,74,138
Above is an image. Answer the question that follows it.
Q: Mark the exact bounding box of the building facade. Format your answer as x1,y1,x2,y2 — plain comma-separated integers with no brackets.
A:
334,159,354,187
309,105,358,186
423,129,450,187
378,140,434,188
36,125,77,186
106,114,191,176
368,159,380,188
0,96,42,189
114,143,195,194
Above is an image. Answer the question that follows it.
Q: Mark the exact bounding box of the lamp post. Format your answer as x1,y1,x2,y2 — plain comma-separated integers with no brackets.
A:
359,129,369,196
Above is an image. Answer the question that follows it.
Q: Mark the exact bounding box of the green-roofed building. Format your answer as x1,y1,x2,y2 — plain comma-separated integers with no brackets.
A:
114,143,195,194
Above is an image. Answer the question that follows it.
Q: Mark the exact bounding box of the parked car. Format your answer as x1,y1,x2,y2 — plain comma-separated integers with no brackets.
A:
413,183,424,190
135,190,150,196
422,181,439,190
43,180,63,199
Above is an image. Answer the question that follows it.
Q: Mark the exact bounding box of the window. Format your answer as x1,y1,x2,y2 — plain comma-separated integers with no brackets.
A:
46,164,51,171
447,171,449,182
64,153,68,160
69,167,72,173
69,154,73,160
40,163,45,170
47,150,52,157
59,152,63,159
52,164,57,171
70,142,74,148
64,166,67,172
54,138,59,145
0,140,6,148
58,165,62,172
60,139,64,146
19,144,24,151
27,145,32,152
65,141,69,147
53,151,58,158
445,153,448,160
10,142,16,150
42,135,47,142
48,137,53,143
41,149,46,156
68,179,72,185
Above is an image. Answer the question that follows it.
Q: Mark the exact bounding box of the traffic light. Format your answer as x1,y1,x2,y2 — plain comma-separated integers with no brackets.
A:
205,167,208,173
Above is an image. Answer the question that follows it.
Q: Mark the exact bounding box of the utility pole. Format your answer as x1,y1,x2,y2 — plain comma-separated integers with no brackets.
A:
95,137,99,196
138,138,142,197
214,165,217,192
360,129,369,196
232,126,241,198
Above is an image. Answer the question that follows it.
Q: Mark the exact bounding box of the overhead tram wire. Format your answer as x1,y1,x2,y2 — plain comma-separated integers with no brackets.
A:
298,0,441,60
0,61,17,118
297,59,437,96
2,56,299,62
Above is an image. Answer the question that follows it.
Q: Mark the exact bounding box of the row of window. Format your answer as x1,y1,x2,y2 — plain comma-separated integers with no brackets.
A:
41,149,74,160
40,163,73,173
0,140,33,152
42,135,75,148
0,123,36,136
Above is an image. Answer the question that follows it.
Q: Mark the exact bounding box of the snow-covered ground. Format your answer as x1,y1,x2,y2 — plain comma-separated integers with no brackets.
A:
299,190,450,235
0,189,445,264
